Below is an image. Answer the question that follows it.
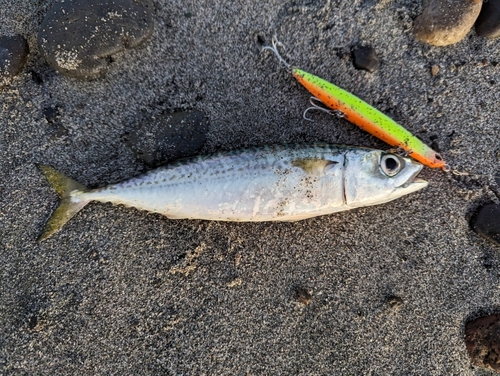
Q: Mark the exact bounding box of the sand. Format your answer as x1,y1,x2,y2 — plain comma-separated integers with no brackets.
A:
1,0,500,374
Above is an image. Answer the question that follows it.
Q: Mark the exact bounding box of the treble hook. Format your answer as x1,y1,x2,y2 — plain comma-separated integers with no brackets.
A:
262,36,291,70
303,97,345,122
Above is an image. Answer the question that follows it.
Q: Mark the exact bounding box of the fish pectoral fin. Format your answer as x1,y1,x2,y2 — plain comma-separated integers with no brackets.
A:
291,158,338,175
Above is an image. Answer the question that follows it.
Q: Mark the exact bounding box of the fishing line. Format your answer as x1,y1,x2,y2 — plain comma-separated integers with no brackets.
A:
444,165,500,180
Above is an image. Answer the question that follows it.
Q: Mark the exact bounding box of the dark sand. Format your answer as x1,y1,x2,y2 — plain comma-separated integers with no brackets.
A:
1,0,500,374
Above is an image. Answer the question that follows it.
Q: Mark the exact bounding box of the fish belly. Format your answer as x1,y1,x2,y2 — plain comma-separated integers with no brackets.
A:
78,145,347,221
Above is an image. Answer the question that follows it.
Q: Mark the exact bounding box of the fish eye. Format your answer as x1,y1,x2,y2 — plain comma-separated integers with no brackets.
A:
380,154,403,177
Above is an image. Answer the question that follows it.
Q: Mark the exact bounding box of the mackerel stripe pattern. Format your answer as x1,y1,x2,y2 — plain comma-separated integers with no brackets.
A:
39,143,427,240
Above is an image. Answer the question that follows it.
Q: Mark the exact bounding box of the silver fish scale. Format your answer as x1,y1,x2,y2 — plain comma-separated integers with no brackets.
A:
39,142,425,241
78,143,351,221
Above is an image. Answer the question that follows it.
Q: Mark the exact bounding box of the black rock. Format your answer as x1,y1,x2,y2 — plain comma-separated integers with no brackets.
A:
470,203,500,246
125,110,209,167
28,315,38,330
351,46,379,73
38,0,154,80
43,106,61,124
465,314,500,372
0,35,29,87
476,0,500,39
430,141,441,153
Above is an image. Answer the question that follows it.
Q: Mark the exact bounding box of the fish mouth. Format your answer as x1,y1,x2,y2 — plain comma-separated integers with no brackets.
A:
397,164,428,190
406,177,428,189
400,168,428,190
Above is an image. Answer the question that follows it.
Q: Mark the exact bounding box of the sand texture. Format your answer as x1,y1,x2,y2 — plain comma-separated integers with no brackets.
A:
1,0,500,374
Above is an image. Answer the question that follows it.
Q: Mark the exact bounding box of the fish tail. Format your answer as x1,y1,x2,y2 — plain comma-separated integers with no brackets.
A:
38,164,90,241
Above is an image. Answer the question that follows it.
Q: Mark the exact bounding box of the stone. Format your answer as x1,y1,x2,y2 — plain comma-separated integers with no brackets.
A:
465,314,500,372
295,286,312,305
413,0,483,46
351,45,379,73
125,110,209,167
43,106,61,124
0,35,29,87
431,65,439,76
476,0,500,39
38,0,154,80
470,203,500,246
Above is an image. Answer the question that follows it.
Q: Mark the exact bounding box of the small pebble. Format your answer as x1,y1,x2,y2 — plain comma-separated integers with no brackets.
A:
227,278,242,288
470,203,500,246
431,65,440,76
387,296,404,310
38,0,154,80
234,252,242,267
125,110,209,167
43,106,61,124
351,45,379,73
475,0,500,39
465,314,500,372
0,35,29,87
413,0,483,46
295,286,312,305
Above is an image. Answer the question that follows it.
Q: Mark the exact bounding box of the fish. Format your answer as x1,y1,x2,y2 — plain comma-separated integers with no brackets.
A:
39,143,428,241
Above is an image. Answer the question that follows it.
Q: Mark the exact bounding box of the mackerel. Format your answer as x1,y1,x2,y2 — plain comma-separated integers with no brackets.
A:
39,143,427,240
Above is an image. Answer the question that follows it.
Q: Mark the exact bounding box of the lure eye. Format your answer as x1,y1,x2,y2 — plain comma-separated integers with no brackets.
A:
380,154,403,177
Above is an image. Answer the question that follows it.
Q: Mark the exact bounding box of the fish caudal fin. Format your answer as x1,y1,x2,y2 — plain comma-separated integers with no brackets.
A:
38,164,90,241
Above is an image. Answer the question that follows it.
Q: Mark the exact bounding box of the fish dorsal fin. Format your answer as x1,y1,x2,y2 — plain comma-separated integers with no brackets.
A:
291,158,338,175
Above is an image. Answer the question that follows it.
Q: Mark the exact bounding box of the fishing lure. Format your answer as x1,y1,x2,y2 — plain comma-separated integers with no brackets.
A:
263,38,447,170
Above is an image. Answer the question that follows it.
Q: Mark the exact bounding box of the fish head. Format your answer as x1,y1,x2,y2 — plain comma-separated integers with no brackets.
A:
343,149,428,208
